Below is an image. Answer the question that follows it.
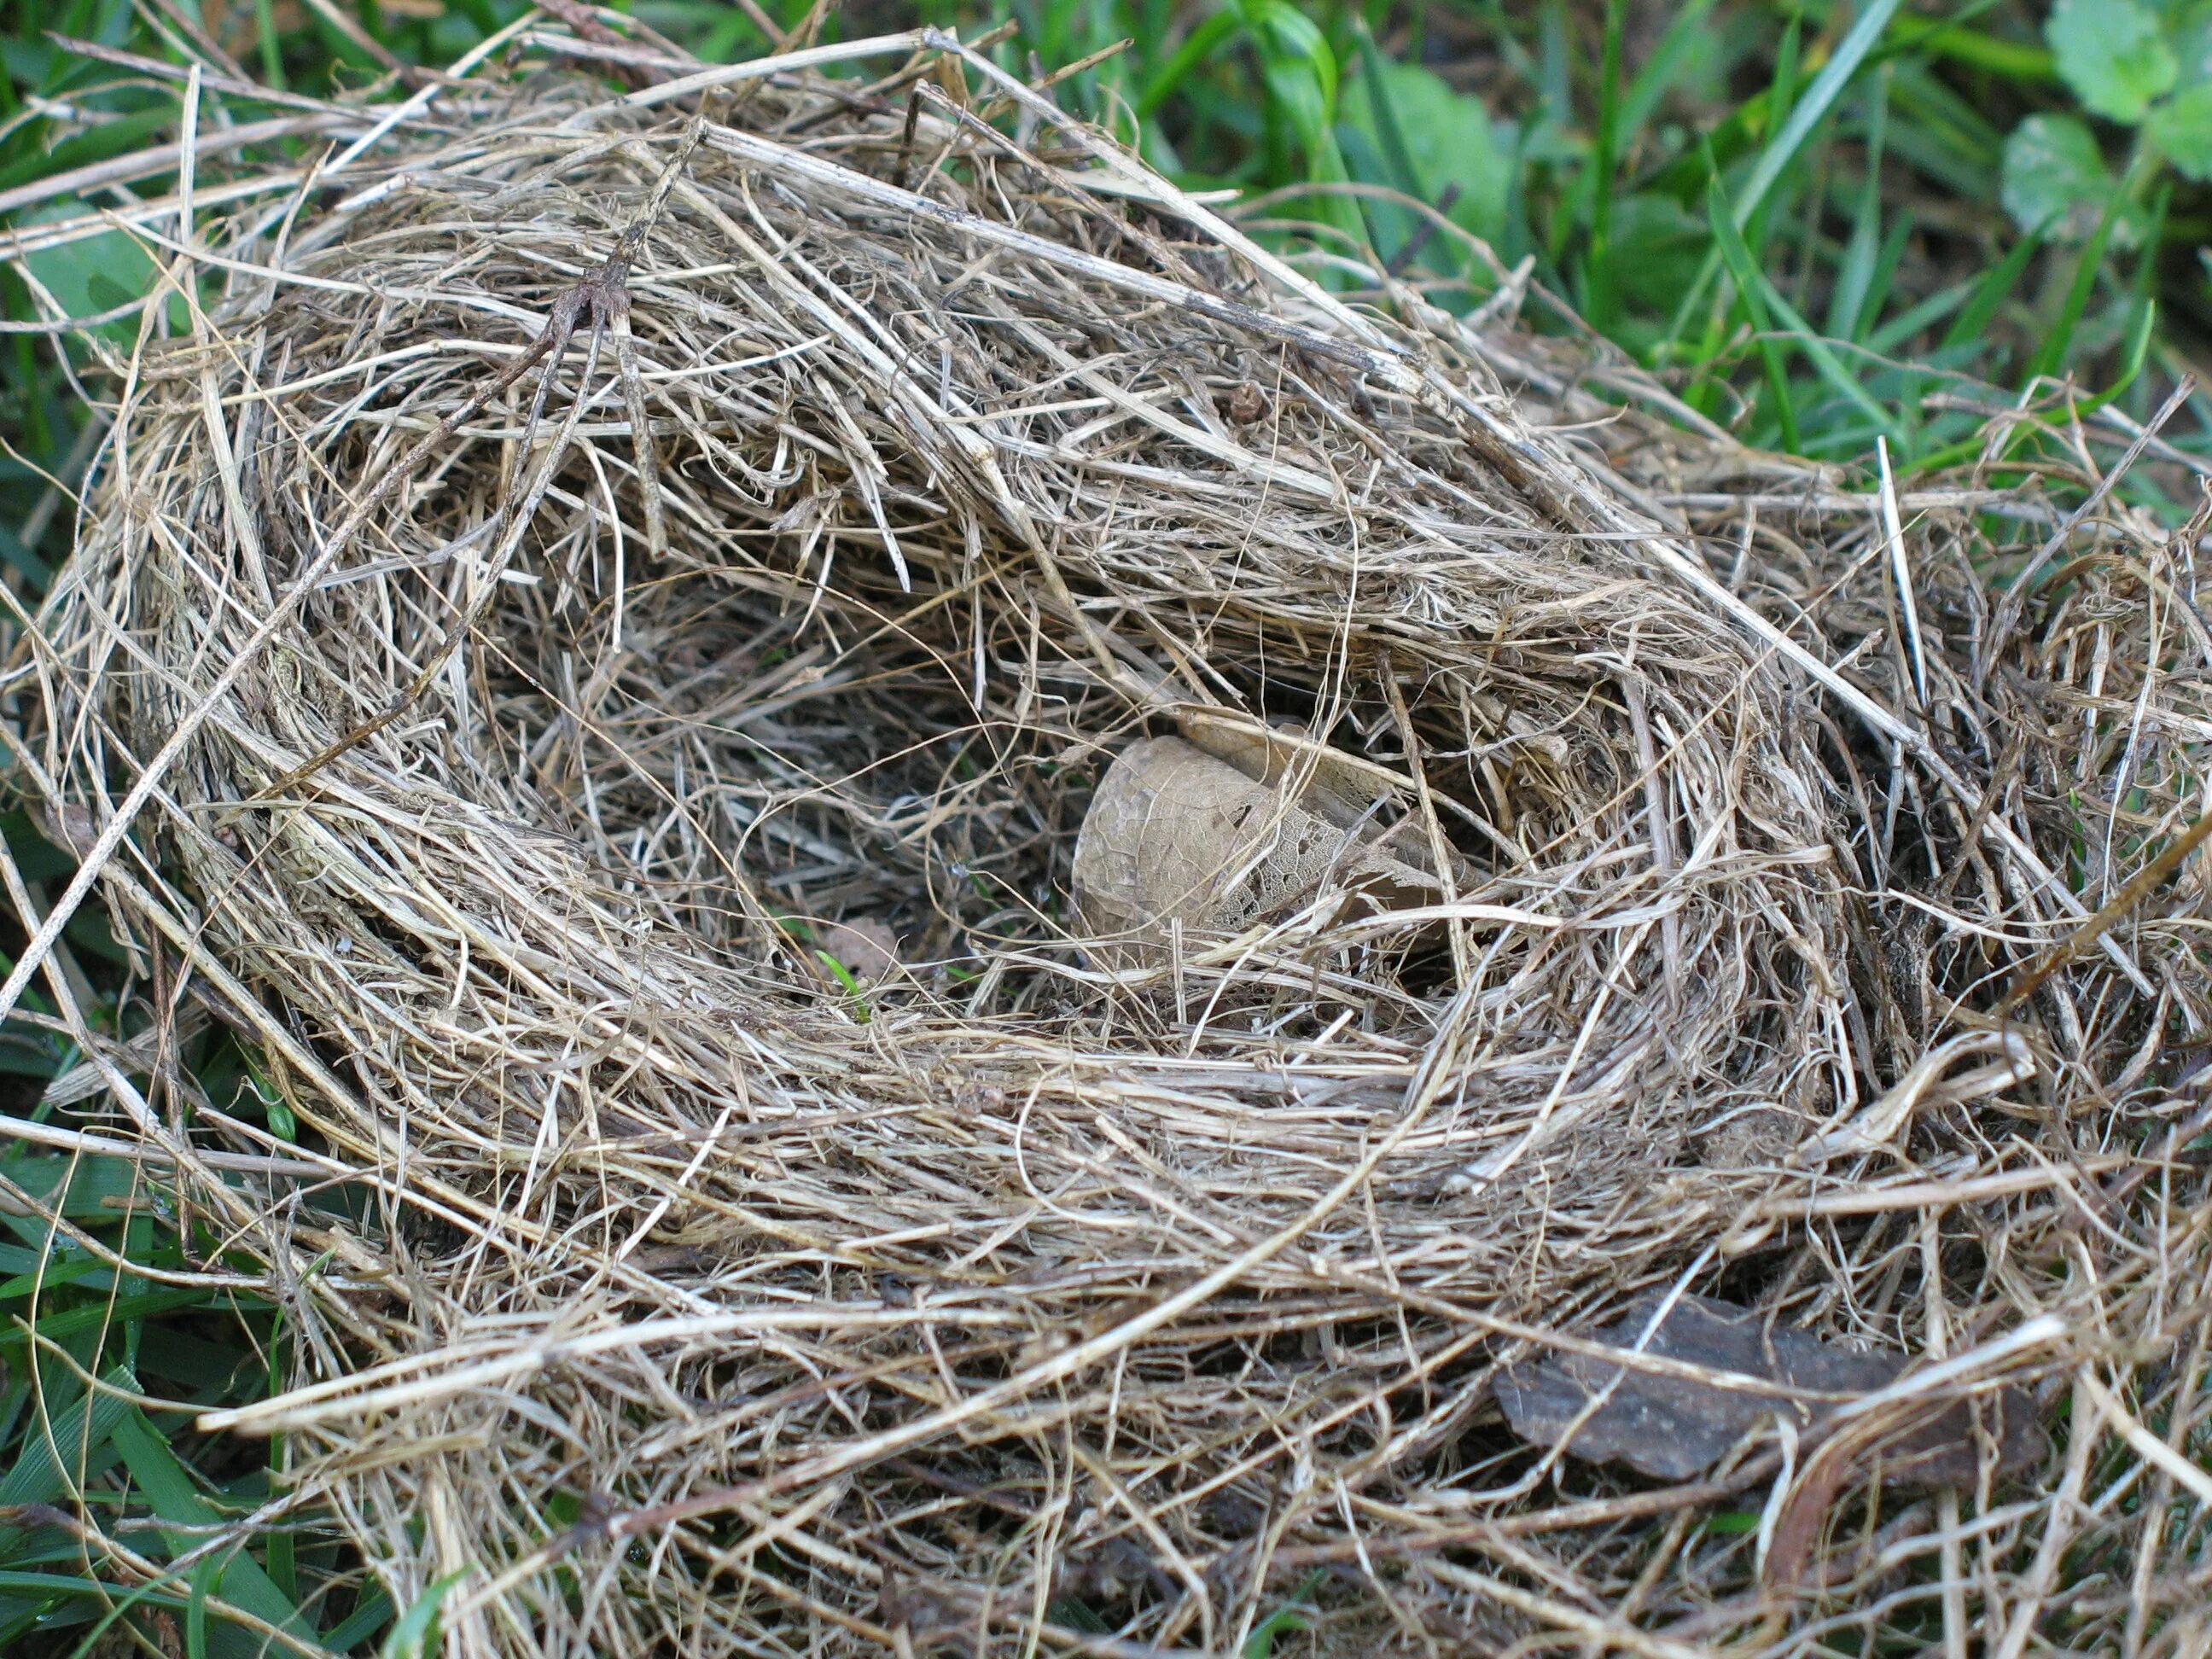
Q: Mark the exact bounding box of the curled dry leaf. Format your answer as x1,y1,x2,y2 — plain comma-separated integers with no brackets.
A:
1225,381,1270,423
815,918,900,983
1174,705,1435,835
876,1576,968,1645
1072,702,1465,960
1495,1293,2046,1487
1054,1534,1175,1607
1071,729,1453,960
33,799,99,860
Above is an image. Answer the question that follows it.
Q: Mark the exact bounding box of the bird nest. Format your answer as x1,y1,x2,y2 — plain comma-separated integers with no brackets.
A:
11,19,2212,1658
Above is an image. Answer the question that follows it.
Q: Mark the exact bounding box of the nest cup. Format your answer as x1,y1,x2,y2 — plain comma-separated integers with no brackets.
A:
31,37,1889,1654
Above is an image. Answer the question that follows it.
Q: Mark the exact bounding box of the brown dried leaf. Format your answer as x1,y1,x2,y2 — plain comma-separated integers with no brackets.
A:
816,918,900,982
1175,705,1424,835
33,799,98,859
1495,1293,2045,1487
1071,734,1447,954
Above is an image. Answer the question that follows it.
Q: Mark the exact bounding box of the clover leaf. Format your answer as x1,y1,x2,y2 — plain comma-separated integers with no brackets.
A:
2048,0,2177,125
2001,114,2136,243
2148,81,2212,178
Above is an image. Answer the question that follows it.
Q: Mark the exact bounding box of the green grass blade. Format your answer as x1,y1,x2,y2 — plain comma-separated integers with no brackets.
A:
319,1588,393,1653
252,0,287,90
1828,69,1891,341
2025,180,2131,387
1045,1596,1111,1633
1618,0,1718,138
1759,288,1903,446
0,1285,221,1357
381,1569,467,1659
0,1367,133,1554
188,1557,212,1659
1732,0,1906,231
1707,179,1801,452
1852,212,1915,346
1351,25,1422,198
1243,1569,1327,1659
2075,299,2157,419
1869,276,1974,354
1348,23,1424,262
696,7,766,62
1134,9,1240,119
110,1407,317,1650
0,1566,196,1600
1890,8,2054,81
1585,0,1626,327
0,108,176,194
1942,220,2047,352
815,951,871,1022
0,1153,158,1224
1536,0,1570,127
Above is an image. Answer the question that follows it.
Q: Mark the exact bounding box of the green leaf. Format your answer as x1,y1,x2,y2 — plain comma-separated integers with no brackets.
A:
381,1569,468,1659
1240,0,1337,145
0,1370,135,1559
1243,1569,1326,1659
2146,81,2212,177
18,202,163,341
1942,223,2047,352
1340,58,1508,242
1707,178,1802,453
109,1407,317,1655
2000,115,2135,244
2171,0,2212,86
319,1589,393,1653
2046,0,2175,123
1730,0,1905,230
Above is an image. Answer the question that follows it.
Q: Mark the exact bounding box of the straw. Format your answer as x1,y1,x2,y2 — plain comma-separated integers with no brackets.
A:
10,19,2209,1656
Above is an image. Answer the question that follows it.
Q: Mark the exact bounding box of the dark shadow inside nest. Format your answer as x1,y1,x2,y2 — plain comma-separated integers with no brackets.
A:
456,451,1519,1028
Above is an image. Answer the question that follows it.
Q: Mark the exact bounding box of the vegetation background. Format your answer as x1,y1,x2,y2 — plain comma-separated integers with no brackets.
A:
0,0,2202,1651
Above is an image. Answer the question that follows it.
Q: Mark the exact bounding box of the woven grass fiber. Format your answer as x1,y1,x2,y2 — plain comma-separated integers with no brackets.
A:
7,15,2211,1656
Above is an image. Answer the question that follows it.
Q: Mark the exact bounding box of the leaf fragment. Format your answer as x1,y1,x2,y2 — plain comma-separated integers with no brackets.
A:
2046,0,2175,124
1495,1293,2046,1487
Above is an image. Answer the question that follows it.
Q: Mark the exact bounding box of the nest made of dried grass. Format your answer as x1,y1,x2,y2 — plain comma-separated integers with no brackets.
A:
4,15,2209,1657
